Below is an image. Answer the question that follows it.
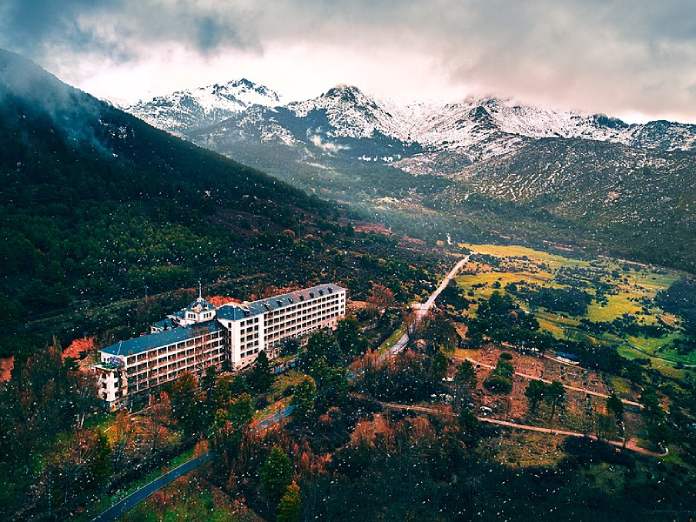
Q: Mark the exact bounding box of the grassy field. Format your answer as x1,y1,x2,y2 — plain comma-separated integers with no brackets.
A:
457,243,692,374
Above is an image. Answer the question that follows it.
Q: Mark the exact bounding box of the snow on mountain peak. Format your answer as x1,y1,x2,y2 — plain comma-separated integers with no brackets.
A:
124,77,696,162
288,84,413,140
127,78,280,133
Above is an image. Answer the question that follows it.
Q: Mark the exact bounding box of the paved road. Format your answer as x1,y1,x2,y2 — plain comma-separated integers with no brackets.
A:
94,403,294,521
389,255,470,356
92,452,212,522
255,405,295,431
457,355,644,409
374,399,665,457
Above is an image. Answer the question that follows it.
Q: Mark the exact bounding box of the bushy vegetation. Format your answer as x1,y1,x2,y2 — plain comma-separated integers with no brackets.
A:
466,291,546,348
657,277,696,338
483,354,514,394
508,283,593,315
357,350,446,403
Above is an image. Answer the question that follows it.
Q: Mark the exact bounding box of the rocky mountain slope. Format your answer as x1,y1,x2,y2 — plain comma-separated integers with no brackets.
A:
127,80,696,273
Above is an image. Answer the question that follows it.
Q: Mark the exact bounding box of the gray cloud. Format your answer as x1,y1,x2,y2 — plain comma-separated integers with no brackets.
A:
1,0,695,121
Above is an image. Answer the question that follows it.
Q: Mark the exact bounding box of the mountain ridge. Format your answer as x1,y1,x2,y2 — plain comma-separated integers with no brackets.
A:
127,78,281,135
128,81,696,167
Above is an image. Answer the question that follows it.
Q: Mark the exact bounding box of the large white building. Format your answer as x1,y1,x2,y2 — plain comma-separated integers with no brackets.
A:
95,283,347,408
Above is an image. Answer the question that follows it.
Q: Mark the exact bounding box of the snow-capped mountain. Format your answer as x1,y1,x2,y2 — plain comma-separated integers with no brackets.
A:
122,78,696,274
127,80,696,177
286,85,413,141
127,78,280,134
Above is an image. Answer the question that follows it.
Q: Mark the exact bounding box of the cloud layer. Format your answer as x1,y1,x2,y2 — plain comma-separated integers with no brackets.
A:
2,0,695,121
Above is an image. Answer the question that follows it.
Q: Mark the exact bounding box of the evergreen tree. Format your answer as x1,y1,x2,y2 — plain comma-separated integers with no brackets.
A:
169,372,203,436
277,481,302,522
606,392,625,434
260,446,293,504
280,337,300,357
458,407,480,448
525,380,546,414
432,350,449,382
250,351,274,394
544,381,566,419
291,376,318,423
453,360,477,411
335,318,368,359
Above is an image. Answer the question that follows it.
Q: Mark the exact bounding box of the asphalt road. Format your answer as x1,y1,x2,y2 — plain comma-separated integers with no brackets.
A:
92,452,212,522
93,400,295,522
93,255,470,521
390,255,470,356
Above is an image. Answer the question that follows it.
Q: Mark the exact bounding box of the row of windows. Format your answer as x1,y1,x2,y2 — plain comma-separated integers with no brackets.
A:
241,346,261,358
266,313,341,343
126,338,222,373
266,307,342,335
240,317,260,327
127,345,224,379
131,356,225,392
266,304,342,327
128,352,225,390
125,331,223,365
265,296,343,319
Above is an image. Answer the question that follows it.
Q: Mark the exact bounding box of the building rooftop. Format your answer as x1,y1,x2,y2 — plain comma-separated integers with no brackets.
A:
216,283,345,320
101,320,223,357
185,296,216,313
152,317,176,331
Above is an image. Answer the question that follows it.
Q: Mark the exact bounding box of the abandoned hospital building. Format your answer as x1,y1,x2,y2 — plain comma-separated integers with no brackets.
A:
94,284,347,408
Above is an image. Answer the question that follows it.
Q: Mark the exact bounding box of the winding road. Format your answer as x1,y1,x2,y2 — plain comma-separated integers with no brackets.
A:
92,404,293,521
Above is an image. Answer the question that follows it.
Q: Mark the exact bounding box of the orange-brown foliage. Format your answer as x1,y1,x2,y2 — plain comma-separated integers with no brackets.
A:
62,337,95,360
206,295,242,306
0,356,13,382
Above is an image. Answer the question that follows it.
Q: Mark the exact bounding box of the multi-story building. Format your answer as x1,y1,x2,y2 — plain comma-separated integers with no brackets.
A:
94,283,346,408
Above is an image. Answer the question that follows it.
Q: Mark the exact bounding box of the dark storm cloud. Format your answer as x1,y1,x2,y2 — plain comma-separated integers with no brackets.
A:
1,0,695,119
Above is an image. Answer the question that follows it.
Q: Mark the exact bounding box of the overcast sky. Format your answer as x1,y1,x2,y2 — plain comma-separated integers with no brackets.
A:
1,0,695,122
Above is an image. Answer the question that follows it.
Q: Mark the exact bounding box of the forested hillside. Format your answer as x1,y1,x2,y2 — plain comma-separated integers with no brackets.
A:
0,49,439,359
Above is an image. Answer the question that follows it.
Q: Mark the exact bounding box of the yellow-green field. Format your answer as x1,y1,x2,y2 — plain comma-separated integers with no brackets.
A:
586,291,643,322
457,243,692,374
460,243,589,268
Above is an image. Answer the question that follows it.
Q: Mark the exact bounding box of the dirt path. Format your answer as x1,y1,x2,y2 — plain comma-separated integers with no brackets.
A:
374,399,665,458
456,355,644,409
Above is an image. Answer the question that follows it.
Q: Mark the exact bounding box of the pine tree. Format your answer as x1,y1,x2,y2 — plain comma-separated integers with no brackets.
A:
276,481,302,522
291,376,317,423
250,350,274,393
545,381,566,419
260,446,293,503
458,407,480,448
606,392,624,427
525,380,546,414
453,360,476,411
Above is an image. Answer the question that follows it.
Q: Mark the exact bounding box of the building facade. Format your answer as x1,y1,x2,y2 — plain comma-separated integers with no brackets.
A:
95,283,346,408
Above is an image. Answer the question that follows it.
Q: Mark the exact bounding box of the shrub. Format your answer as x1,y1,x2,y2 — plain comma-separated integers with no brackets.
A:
483,374,512,394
